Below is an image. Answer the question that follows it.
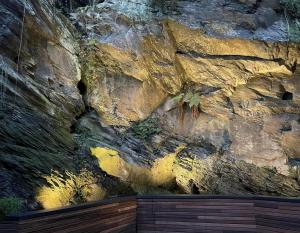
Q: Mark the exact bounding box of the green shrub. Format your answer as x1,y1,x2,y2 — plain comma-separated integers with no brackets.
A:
281,0,300,18
0,198,22,219
151,0,178,14
289,19,300,42
131,118,162,140
281,0,300,42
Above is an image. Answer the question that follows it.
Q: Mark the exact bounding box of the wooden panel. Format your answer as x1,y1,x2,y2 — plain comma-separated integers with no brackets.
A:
137,197,256,233
0,221,18,233
137,196,300,233
1,195,300,233
0,196,136,233
255,199,300,233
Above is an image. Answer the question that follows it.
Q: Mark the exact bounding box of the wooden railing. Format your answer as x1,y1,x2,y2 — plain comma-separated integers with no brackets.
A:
0,196,137,233
137,195,300,233
1,195,300,233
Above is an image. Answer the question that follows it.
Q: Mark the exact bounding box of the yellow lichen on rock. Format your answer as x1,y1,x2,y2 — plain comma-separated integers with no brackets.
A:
90,146,185,193
151,145,185,186
90,147,129,179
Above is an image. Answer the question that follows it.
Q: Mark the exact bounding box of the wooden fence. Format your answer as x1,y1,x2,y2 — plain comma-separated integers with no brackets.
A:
1,195,300,233
0,196,137,233
137,195,300,233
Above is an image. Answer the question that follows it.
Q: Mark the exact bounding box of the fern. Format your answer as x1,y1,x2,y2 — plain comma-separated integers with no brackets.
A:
172,93,184,103
173,91,201,122
183,91,193,103
188,93,201,108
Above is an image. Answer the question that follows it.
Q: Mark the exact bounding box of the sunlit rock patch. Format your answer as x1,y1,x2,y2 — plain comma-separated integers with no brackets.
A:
90,146,185,194
89,145,300,197
37,170,105,209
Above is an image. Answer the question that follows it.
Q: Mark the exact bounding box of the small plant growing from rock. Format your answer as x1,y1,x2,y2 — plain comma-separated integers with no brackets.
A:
0,197,22,219
131,118,162,140
172,91,201,124
289,20,300,42
281,0,300,18
281,0,300,42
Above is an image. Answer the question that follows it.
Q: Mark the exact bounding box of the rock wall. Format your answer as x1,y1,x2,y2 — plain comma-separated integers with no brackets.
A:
75,0,300,175
1,0,300,206
0,0,84,201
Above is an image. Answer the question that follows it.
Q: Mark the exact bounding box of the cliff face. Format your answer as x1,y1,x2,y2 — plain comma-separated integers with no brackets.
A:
1,0,300,208
76,0,300,174
0,0,85,201
0,1,84,201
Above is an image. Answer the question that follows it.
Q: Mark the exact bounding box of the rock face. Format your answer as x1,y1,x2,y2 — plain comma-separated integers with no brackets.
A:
0,0,84,200
75,0,300,175
174,152,300,196
1,0,300,206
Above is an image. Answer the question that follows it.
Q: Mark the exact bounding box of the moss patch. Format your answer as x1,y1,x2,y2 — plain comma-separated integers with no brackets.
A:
131,118,162,140
0,198,22,219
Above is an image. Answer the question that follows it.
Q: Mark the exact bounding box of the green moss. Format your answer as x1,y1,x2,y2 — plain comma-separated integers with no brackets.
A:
0,198,22,219
280,0,300,42
289,20,300,42
131,118,162,140
151,0,178,14
281,0,300,18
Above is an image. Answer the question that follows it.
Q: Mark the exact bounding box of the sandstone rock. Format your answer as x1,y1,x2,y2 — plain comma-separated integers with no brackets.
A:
165,20,295,63
2,0,300,204
73,111,300,197
76,0,300,177
281,119,300,159
174,152,300,197
176,54,292,95
81,43,168,126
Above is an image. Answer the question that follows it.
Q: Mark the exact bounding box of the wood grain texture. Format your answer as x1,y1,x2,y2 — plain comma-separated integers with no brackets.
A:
137,196,300,233
0,196,136,233
1,195,300,233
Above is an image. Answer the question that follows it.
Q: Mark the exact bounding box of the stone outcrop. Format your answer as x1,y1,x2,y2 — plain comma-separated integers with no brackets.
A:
174,152,300,197
74,0,300,175
1,0,300,207
73,111,300,197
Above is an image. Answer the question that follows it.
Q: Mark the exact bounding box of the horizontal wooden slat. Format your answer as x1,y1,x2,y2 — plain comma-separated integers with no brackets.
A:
137,196,300,233
1,195,300,232
0,196,136,233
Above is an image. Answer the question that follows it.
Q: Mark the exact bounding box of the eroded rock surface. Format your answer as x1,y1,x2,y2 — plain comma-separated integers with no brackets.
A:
73,0,300,175
1,0,300,206
174,152,300,196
